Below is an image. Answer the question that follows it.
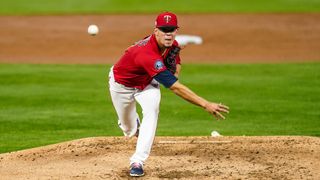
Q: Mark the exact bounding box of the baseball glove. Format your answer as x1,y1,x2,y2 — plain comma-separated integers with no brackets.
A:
164,46,181,74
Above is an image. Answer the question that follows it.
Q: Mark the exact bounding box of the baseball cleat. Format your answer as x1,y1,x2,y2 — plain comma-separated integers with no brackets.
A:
130,162,144,177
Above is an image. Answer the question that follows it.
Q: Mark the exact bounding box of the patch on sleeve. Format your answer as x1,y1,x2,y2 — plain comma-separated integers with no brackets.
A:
154,60,164,71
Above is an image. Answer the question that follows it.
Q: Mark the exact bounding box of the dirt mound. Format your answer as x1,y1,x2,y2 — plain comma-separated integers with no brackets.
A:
1,14,320,64
0,136,319,179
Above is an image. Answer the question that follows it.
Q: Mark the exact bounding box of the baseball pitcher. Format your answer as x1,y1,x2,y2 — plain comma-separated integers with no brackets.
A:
108,12,229,177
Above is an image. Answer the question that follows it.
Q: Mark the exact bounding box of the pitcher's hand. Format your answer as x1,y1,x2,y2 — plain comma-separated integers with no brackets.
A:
204,102,229,120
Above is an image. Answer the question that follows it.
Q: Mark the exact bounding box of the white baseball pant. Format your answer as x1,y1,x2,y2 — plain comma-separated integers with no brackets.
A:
108,67,161,166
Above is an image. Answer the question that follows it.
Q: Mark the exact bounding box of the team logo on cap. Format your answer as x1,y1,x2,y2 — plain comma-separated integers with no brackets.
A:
164,15,171,23
154,60,164,70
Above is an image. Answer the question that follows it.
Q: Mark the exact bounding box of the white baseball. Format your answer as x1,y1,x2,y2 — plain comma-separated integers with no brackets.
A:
88,24,99,36
211,131,221,137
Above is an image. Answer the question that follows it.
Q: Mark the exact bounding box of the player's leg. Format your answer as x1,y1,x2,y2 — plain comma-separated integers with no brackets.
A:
130,82,161,165
109,69,140,137
109,90,139,137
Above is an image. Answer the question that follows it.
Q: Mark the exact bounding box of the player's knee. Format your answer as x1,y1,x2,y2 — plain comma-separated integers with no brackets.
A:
118,121,138,137
142,110,159,120
123,128,138,138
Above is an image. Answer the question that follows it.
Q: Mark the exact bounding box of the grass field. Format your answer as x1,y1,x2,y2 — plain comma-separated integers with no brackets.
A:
1,0,320,15
0,63,319,153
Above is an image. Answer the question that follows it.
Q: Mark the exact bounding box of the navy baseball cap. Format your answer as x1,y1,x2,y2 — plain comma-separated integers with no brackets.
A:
155,12,178,32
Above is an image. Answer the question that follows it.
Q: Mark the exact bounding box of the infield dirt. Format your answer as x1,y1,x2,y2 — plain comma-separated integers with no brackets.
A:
0,14,320,64
0,14,320,179
0,136,319,179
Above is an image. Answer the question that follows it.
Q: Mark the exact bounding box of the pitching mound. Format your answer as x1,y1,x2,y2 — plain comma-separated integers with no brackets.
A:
0,136,319,179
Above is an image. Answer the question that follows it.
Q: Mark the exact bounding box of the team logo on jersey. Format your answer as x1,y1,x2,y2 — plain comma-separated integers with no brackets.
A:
154,60,164,71
164,15,171,23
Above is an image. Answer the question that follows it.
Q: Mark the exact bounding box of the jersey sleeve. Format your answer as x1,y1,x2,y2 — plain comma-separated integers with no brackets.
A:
136,54,167,77
154,70,178,88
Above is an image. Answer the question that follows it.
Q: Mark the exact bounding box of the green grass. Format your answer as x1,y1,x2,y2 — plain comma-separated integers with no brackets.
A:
1,0,320,15
0,63,319,153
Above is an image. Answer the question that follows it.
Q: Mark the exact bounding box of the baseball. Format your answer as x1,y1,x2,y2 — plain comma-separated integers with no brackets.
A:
211,130,221,137
88,24,99,36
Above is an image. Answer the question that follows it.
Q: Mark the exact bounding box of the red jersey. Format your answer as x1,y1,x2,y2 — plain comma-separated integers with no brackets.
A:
113,34,181,90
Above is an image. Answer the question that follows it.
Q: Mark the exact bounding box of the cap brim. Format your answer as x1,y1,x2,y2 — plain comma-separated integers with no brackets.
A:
157,26,178,33
156,25,178,28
